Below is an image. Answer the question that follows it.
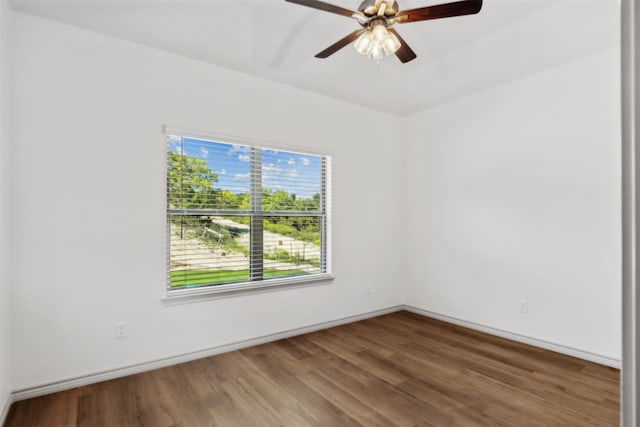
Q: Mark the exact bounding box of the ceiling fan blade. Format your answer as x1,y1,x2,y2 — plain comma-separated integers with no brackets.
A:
388,28,417,63
397,0,482,23
315,30,363,58
285,0,357,18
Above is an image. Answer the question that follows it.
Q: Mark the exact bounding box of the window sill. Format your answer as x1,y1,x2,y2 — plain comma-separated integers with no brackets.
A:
162,273,334,304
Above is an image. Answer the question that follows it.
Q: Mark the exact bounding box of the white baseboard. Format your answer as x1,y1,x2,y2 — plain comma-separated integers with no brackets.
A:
12,305,403,401
11,303,621,403
0,393,13,426
404,305,622,369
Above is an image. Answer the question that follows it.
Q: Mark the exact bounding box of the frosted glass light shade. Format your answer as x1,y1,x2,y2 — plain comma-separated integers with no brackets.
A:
354,31,373,56
382,31,401,55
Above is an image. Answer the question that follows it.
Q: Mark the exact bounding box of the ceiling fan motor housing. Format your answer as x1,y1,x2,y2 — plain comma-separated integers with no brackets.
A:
358,0,399,17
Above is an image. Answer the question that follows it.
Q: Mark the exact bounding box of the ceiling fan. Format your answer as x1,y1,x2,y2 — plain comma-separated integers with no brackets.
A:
285,0,483,63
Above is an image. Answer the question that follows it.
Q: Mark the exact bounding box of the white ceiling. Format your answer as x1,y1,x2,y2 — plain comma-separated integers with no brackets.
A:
11,0,620,115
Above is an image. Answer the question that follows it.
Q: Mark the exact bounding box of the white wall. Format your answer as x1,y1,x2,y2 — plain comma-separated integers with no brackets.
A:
0,0,13,416
404,48,621,360
9,12,404,391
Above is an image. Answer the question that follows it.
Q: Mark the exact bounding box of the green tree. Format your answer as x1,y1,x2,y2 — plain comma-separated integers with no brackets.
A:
270,190,294,210
216,190,240,209
237,193,250,209
168,151,218,209
294,195,320,211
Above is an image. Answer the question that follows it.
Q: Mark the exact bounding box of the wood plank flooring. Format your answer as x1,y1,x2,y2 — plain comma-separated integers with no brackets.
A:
5,311,619,426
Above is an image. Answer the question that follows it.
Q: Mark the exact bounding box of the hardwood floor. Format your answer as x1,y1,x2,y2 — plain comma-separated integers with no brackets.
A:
5,311,619,426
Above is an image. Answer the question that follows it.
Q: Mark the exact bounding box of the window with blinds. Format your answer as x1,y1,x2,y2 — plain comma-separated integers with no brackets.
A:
166,132,331,295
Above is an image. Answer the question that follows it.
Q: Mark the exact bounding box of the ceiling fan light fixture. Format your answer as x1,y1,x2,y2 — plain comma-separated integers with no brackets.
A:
354,24,400,59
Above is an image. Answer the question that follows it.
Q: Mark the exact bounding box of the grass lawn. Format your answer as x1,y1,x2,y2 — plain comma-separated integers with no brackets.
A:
170,268,309,288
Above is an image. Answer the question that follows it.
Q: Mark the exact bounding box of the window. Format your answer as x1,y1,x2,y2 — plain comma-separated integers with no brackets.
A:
166,131,331,296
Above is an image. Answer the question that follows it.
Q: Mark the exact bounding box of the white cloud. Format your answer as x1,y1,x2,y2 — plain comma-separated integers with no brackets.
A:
234,172,250,181
200,147,209,157
215,168,227,175
301,157,310,166
228,144,250,156
263,163,282,174
238,154,250,162
288,158,296,166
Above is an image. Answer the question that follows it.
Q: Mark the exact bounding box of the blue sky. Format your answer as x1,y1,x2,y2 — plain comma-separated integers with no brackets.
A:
168,136,322,199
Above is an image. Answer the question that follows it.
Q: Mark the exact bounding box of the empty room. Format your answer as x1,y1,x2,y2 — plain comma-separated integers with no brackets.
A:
0,0,631,425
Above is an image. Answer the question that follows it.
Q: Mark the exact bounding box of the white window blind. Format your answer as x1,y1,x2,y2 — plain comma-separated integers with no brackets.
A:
166,133,331,294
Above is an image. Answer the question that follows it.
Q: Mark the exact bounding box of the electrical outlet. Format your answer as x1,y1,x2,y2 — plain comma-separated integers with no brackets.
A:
518,299,528,314
115,321,127,338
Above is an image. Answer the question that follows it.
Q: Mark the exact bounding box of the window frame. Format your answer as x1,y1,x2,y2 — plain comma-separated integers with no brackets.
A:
164,127,333,299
